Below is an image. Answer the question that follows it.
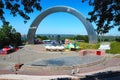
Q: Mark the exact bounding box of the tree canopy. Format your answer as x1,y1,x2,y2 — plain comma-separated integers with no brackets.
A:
0,24,21,48
82,0,120,34
0,0,42,24
0,0,120,34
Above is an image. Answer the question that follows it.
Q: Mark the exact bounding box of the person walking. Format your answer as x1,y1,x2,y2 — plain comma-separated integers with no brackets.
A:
71,66,75,75
76,66,80,73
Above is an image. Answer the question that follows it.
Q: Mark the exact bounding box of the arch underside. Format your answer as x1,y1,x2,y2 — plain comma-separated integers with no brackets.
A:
27,6,97,44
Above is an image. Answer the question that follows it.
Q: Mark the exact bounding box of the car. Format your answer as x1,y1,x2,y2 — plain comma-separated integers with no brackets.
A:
0,45,19,55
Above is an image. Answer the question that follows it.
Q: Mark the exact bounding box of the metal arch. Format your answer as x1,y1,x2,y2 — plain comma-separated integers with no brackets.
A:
27,6,97,44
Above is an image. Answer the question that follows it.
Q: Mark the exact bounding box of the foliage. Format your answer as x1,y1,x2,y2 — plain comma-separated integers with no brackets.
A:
0,0,42,24
115,37,120,42
56,35,61,42
77,41,120,54
66,36,75,40
77,42,99,49
82,0,120,34
67,35,88,42
0,24,21,48
37,35,48,40
12,32,21,46
109,41,120,54
75,35,88,42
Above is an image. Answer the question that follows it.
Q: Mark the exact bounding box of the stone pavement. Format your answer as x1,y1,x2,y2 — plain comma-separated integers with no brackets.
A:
0,45,120,79
1,57,118,76
0,57,120,79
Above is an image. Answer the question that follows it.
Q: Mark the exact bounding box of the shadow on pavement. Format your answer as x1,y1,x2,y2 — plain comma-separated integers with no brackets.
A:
81,71,120,80
51,71,120,80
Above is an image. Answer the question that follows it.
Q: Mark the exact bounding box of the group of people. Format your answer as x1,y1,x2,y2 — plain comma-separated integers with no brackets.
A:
64,39,80,50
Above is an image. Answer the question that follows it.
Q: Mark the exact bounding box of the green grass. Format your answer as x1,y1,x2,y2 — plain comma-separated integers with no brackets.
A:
109,41,120,54
77,42,100,50
77,41,120,54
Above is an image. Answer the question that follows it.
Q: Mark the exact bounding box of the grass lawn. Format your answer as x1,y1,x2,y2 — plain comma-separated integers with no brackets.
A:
77,41,120,54
77,42,100,50
108,41,120,54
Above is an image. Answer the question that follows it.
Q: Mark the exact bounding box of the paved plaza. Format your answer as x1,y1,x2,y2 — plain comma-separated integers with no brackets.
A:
0,44,120,79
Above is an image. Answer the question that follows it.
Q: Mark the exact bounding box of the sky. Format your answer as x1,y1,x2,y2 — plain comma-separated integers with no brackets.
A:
0,0,120,36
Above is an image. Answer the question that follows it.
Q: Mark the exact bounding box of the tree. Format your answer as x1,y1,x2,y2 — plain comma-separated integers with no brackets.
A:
56,35,61,44
75,35,88,42
37,35,48,40
12,32,22,46
0,0,42,25
82,0,120,34
0,24,21,48
0,24,15,46
115,37,120,42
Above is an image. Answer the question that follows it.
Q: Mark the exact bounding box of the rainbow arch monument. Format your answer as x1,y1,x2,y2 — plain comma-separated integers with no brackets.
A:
27,6,97,44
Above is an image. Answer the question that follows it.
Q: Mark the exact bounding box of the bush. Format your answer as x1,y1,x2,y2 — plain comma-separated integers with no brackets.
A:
115,37,120,42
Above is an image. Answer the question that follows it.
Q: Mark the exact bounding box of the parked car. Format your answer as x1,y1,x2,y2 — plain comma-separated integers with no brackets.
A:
0,45,19,55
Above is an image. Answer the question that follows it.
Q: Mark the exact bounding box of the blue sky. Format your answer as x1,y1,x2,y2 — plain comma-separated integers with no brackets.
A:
0,0,120,36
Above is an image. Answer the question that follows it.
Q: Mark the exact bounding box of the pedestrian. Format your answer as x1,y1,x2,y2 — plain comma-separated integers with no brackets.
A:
71,66,75,75
76,66,80,73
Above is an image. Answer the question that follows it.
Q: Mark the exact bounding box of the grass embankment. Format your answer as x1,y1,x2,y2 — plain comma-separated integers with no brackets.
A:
108,41,120,54
77,42,100,50
77,41,120,54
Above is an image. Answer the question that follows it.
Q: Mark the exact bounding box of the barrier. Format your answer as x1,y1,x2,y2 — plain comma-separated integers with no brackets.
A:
79,49,105,56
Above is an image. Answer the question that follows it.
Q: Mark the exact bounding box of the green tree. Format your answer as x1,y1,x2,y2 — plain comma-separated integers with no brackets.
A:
82,0,120,34
0,24,21,48
75,35,88,42
0,0,42,24
37,35,48,40
56,35,61,44
115,37,120,42
1,0,120,34
12,32,22,46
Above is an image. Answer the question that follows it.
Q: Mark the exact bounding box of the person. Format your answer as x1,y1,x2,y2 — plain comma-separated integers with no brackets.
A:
71,66,75,75
76,66,80,73
74,43,77,48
